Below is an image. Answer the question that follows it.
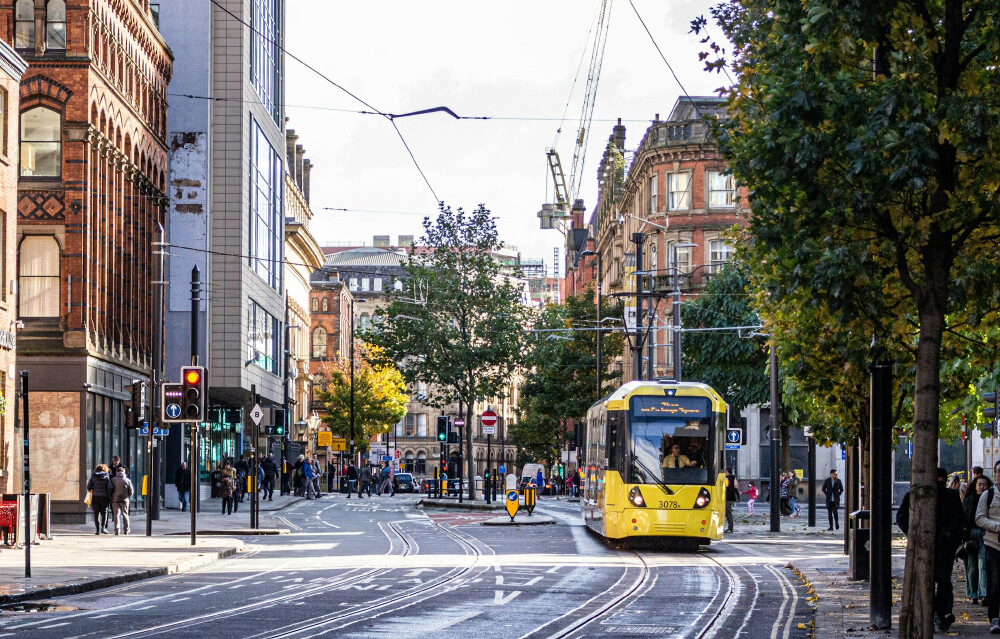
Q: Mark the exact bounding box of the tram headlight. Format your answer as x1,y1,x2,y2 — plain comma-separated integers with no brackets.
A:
694,487,712,509
629,487,646,507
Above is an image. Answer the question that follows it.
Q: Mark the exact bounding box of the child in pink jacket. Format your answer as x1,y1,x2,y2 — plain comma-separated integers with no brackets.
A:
742,482,758,515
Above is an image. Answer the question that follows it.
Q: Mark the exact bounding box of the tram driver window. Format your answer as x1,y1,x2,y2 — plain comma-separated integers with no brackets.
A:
630,396,712,485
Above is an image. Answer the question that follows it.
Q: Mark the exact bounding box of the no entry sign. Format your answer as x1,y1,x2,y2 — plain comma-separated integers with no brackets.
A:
482,410,498,427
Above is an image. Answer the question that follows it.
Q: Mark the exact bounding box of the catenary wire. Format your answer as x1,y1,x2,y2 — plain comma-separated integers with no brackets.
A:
628,0,703,116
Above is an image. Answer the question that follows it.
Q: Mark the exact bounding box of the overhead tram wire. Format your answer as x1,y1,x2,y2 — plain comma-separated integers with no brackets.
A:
205,0,440,203
627,0,703,116
552,3,604,149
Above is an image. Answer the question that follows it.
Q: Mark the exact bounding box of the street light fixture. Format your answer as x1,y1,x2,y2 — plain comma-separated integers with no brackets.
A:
294,419,307,440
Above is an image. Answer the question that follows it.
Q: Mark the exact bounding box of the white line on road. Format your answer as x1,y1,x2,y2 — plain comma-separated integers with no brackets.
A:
90,614,116,619
172,597,190,603
39,622,72,629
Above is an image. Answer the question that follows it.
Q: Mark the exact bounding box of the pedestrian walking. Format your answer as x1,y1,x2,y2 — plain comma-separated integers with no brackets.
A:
261,454,277,500
778,472,791,516
821,469,844,530
110,467,134,535
742,481,758,516
174,461,191,512
978,461,1000,634
963,474,992,604
378,464,394,496
85,464,114,535
360,464,373,497
536,469,544,493
566,475,574,498
788,470,801,517
219,461,236,515
311,457,323,498
725,468,739,533
235,455,250,503
110,455,125,479
292,456,305,496
900,467,965,633
303,456,316,499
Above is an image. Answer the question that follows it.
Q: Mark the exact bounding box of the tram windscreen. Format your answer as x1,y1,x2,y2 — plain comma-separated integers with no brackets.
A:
630,396,711,484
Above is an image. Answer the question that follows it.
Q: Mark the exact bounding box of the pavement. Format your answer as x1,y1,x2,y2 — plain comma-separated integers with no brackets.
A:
0,494,305,606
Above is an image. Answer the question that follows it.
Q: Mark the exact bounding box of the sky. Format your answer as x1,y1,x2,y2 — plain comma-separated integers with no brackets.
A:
285,0,727,274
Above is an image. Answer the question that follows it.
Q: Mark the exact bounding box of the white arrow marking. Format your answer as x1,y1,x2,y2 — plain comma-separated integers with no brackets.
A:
493,590,521,605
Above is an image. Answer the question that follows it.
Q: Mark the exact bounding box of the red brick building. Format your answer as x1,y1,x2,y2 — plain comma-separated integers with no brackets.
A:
4,0,171,521
0,39,27,495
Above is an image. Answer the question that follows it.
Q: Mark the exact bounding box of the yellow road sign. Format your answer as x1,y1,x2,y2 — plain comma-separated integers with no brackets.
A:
329,438,347,451
317,431,332,447
505,489,520,520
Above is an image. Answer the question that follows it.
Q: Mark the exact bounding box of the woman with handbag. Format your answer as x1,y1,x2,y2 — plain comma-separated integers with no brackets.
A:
964,475,993,603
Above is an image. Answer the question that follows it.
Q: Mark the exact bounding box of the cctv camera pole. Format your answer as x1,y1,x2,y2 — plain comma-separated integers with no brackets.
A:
190,266,201,546
148,224,166,535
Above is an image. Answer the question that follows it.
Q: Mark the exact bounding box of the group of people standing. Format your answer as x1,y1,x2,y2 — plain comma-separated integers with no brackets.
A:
85,456,134,535
291,454,324,499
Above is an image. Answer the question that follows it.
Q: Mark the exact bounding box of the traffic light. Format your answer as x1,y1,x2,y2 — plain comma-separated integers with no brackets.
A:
267,408,286,437
437,415,448,441
986,389,999,436
124,380,145,428
181,366,207,421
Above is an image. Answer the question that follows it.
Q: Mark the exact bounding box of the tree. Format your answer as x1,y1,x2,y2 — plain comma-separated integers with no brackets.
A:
315,344,408,454
369,204,531,498
514,290,624,465
697,1,1000,634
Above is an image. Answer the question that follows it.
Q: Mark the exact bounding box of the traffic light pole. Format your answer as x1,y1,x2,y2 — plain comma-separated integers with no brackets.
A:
190,266,201,546
148,224,166,535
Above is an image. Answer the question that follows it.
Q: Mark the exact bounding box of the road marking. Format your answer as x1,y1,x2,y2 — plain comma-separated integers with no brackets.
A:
39,622,72,629
493,589,521,605
135,605,156,610
199,591,217,596
91,614,116,619
172,597,190,603
766,565,799,639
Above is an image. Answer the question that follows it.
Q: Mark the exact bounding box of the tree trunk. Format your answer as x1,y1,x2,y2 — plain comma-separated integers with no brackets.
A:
899,297,945,639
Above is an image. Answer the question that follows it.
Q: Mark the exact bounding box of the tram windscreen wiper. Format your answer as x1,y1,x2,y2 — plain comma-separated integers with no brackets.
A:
632,457,675,495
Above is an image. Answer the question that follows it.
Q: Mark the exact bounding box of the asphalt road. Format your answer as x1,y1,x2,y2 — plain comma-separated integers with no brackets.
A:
0,493,812,639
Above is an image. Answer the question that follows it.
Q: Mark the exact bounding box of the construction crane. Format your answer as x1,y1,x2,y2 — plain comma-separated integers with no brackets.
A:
538,0,613,232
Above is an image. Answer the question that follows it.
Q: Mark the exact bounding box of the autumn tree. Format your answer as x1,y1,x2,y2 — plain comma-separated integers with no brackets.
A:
697,0,1000,635
315,344,408,454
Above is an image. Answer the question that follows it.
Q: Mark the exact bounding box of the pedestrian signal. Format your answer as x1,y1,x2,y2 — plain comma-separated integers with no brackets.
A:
437,415,448,441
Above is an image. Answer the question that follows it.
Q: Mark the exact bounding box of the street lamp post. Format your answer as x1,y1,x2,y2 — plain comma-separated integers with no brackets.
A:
348,297,368,463
579,250,602,401
671,242,698,382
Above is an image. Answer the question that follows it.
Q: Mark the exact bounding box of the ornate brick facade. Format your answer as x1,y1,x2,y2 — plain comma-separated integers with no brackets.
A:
2,0,171,521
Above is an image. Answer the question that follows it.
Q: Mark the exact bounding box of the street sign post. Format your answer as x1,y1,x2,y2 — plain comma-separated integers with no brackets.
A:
139,424,169,437
250,404,265,426
483,425,496,436
329,438,347,452
499,465,506,474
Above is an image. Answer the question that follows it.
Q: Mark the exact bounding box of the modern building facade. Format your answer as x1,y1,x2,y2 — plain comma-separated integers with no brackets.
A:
6,0,171,521
0,39,26,496
159,0,286,495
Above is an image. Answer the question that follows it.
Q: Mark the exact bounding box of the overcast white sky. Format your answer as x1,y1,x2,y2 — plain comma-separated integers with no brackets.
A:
285,0,726,272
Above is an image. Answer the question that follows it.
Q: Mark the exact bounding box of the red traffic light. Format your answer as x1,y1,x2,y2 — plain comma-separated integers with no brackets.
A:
185,369,201,385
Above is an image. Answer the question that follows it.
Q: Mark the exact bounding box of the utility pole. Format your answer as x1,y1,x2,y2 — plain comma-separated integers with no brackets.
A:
148,224,166,535
282,295,291,498
349,299,356,462
869,350,893,629
769,342,781,532
807,434,816,527
21,371,30,578
632,232,644,382
190,266,201,546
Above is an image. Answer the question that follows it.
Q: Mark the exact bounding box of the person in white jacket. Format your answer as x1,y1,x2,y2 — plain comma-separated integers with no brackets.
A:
975,462,1000,634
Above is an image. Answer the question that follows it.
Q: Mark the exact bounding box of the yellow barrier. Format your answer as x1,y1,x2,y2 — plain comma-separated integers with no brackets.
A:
141,475,148,496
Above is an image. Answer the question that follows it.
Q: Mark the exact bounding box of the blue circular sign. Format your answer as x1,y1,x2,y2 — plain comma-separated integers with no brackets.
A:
166,403,182,419
506,490,518,502
727,430,741,443
499,465,506,474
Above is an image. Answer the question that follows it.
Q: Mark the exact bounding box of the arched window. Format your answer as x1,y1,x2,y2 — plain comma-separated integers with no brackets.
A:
360,312,370,333
15,0,34,50
19,236,60,317
20,107,61,177
310,297,318,312
416,453,426,475
46,0,66,50
404,452,414,474
321,298,328,312
311,327,327,359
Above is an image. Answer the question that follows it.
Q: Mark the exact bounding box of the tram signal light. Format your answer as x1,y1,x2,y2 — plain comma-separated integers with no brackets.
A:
437,415,448,441
181,366,207,421
124,380,146,429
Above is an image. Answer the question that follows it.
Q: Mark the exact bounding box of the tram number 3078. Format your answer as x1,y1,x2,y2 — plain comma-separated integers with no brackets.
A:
659,500,680,509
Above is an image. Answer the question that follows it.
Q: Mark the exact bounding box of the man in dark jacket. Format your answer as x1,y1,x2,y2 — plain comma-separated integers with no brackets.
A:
174,462,191,512
346,463,359,498
821,469,844,531
260,455,277,501
86,466,114,534
110,468,134,535
897,467,966,632
725,468,740,533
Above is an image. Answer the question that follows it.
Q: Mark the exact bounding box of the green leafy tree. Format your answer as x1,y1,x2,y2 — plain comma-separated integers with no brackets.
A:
316,344,408,454
697,0,1000,634
369,204,531,498
514,290,624,465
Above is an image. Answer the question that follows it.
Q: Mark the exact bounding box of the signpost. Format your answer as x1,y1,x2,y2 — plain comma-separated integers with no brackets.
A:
139,425,170,437
250,404,265,427
317,431,332,448
725,428,742,451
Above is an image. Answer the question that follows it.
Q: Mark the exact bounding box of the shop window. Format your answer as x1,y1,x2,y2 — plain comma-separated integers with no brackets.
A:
19,236,60,317
20,107,62,177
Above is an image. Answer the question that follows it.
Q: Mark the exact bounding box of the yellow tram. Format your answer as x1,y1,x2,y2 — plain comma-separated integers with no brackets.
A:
582,380,728,544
